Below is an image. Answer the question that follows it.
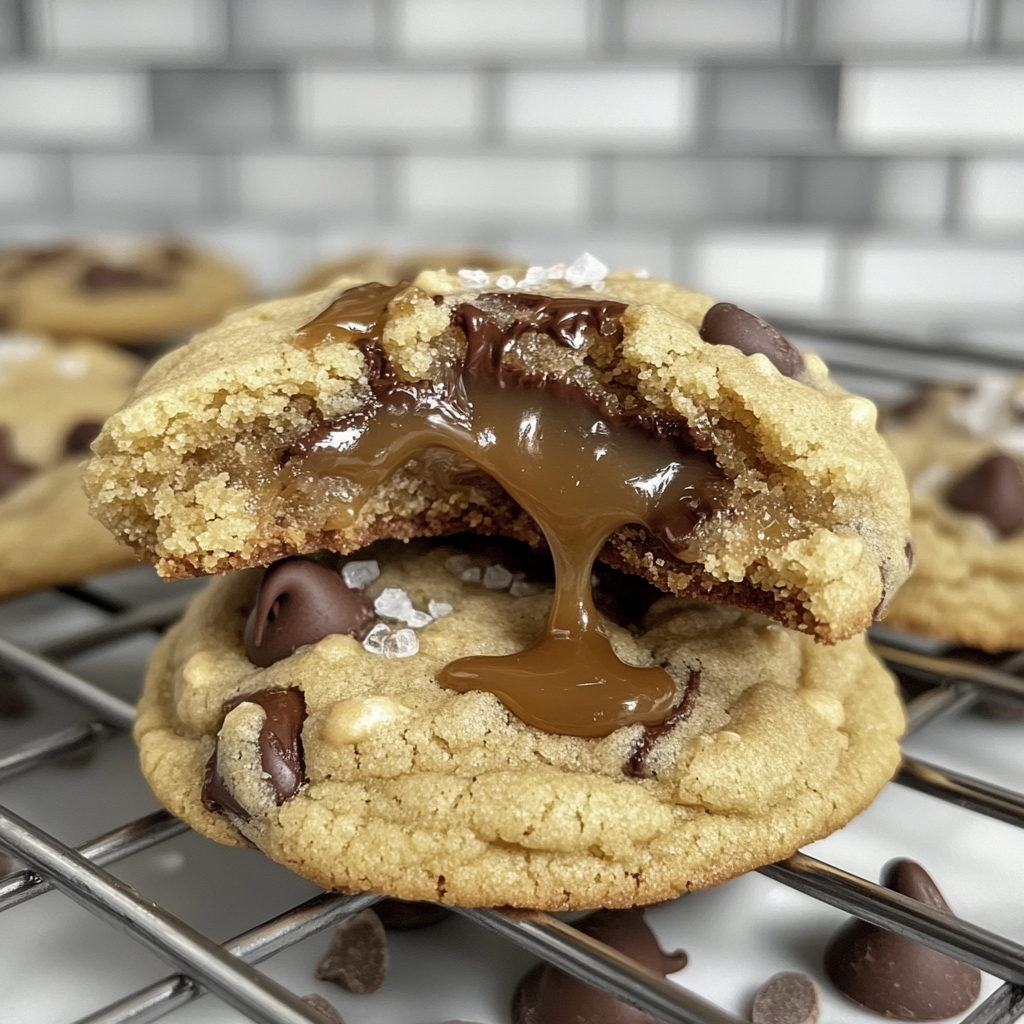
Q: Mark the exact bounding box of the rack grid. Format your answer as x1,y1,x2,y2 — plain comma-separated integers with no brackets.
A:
2,329,1024,1024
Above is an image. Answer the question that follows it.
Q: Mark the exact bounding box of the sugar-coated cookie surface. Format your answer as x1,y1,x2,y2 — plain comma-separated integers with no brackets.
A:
84,269,911,643
884,378,1024,651
0,334,141,597
135,544,903,910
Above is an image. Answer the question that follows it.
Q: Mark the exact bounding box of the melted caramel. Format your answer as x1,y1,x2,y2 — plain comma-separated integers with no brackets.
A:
294,281,411,349
288,287,726,738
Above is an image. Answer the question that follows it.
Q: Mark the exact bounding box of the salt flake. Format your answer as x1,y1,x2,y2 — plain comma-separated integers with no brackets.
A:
509,580,543,597
458,268,490,288
496,274,516,289
374,587,432,627
459,566,482,583
520,266,548,288
342,559,380,590
445,554,474,577
428,599,453,618
564,253,607,288
384,628,419,658
362,622,391,655
483,564,513,590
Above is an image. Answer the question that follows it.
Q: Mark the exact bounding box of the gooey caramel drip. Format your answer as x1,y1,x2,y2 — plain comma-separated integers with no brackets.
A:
289,283,727,737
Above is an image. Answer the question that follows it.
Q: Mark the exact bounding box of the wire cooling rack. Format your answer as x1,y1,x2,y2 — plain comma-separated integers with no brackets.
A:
2,330,1024,1024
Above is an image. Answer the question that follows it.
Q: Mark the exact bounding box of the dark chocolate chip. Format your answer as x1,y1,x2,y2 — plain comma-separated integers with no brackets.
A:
300,994,345,1024
824,859,981,1021
79,264,168,292
751,972,819,1024
243,557,375,667
511,908,687,1024
373,898,452,930
64,420,104,454
883,389,932,428
201,687,306,815
56,747,98,769
699,303,804,378
0,426,35,498
0,672,33,718
315,908,388,994
947,453,1024,537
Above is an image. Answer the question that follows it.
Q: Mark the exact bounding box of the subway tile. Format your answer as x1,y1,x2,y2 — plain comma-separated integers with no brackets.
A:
32,0,225,56
0,71,147,142
188,225,312,291
692,230,836,309
710,66,839,144
814,0,974,50
505,70,695,146
1003,0,1024,46
0,0,20,53
398,0,589,57
624,0,785,53
295,71,481,142
236,154,376,216
850,243,1024,307
401,156,586,221
797,157,876,226
152,70,283,142
231,0,374,52
841,65,1024,147
873,159,949,228
961,159,1024,230
612,156,777,221
71,154,206,213
0,153,51,210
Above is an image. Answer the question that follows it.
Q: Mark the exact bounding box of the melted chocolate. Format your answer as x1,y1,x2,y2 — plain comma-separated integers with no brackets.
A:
626,670,700,778
201,687,306,817
64,420,104,454
287,286,727,738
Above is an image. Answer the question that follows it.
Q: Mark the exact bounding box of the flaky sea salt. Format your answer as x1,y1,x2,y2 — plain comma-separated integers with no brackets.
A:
428,599,453,618
445,554,474,577
519,266,547,288
374,587,432,628
509,580,543,597
951,374,1011,436
496,274,516,289
362,623,419,658
483,564,513,590
458,268,490,288
564,253,608,288
362,622,391,655
342,559,380,590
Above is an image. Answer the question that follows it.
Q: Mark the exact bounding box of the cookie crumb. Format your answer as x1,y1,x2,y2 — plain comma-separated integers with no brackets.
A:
315,909,387,994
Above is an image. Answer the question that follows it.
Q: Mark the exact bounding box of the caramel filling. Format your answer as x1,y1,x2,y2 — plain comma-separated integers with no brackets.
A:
287,285,727,737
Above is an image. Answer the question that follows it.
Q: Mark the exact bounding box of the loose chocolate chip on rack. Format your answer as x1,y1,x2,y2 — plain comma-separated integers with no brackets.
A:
751,972,819,1024
824,859,981,1020
946,453,1024,537
0,426,35,498
315,908,388,994
699,303,804,379
512,908,687,1024
373,898,452,930
64,420,104,454
201,687,307,816
243,557,375,667
300,994,345,1023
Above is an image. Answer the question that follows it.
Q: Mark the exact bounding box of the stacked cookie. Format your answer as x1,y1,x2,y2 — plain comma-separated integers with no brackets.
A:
84,260,909,909
883,376,1024,651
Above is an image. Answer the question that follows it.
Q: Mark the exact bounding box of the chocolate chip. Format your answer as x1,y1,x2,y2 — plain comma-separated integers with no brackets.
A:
315,908,388,994
699,303,804,378
79,264,169,292
511,908,687,1024
201,687,306,815
300,994,345,1024
824,859,981,1021
946,453,1024,537
751,972,819,1024
0,672,33,719
373,898,452,930
64,420,104,454
883,389,932,428
243,557,375,667
0,426,35,498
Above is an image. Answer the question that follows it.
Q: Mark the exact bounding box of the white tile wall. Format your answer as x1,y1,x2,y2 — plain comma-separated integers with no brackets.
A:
398,0,591,57
961,159,1024,230
0,71,148,141
505,70,695,146
230,0,374,53
814,0,976,50
32,0,225,57
295,71,482,142
1001,0,1024,46
873,159,949,228
624,0,786,53
401,156,587,221
71,153,206,212
692,231,837,310
841,65,1024,147
0,152,48,209
236,154,376,217
712,67,838,141
849,244,1024,306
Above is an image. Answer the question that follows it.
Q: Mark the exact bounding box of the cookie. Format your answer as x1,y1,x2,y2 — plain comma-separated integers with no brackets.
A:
0,333,141,597
134,541,903,910
295,249,523,293
0,240,251,344
84,265,911,644
883,376,1024,650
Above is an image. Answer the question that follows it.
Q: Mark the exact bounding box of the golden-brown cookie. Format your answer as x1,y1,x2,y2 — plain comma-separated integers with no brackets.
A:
0,240,251,344
135,541,903,910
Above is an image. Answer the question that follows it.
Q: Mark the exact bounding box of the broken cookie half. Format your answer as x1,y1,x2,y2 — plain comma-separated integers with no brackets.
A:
83,265,911,645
